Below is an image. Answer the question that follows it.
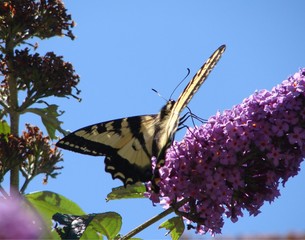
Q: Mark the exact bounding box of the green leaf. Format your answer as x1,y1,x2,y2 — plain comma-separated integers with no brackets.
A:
26,191,85,239
83,212,122,240
27,191,122,240
159,216,185,240
106,183,146,201
24,104,67,139
26,191,85,224
0,120,10,134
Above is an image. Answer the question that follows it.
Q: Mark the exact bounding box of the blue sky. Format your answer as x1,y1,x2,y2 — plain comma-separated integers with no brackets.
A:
8,1,305,239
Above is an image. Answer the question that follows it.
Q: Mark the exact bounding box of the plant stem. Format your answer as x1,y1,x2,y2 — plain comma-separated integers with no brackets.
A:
9,111,20,196
5,36,20,196
119,198,189,240
20,176,31,195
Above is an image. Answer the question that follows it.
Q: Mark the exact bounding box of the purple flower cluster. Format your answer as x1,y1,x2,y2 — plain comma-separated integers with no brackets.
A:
147,68,305,235
0,196,43,239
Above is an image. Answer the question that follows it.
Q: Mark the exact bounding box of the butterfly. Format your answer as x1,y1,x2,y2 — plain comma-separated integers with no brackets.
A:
56,45,226,191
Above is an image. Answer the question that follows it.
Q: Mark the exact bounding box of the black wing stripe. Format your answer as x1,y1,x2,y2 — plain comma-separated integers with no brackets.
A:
56,127,118,156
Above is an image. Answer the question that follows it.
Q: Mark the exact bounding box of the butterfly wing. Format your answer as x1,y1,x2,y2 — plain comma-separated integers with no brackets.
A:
153,45,226,167
56,115,158,185
172,44,226,115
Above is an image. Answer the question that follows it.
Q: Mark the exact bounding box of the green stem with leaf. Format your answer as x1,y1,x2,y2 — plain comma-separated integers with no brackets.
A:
120,198,189,239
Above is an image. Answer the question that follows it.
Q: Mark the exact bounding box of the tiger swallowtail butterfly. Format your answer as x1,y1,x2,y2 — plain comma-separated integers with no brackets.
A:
56,45,226,191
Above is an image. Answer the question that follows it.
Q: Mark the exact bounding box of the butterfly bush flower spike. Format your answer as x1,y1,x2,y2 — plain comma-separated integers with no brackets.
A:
0,197,43,239
148,68,305,235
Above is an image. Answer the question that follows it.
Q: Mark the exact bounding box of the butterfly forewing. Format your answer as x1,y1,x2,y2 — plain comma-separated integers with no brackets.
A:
149,45,226,185
56,115,158,185
172,44,226,115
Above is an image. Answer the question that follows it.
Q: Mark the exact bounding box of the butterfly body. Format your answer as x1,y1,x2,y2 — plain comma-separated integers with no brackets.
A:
152,100,179,166
56,45,226,188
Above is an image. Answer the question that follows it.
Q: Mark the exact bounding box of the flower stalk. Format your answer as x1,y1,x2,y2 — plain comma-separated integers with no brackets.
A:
0,0,77,196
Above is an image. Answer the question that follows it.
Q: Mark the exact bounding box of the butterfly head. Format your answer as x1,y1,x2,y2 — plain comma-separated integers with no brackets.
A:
159,100,176,118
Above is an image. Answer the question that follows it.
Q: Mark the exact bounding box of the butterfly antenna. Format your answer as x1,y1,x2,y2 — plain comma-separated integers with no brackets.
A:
169,68,191,100
151,88,167,102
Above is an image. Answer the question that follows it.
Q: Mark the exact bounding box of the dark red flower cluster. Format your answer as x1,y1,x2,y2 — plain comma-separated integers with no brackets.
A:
20,124,63,183
0,0,75,44
0,131,25,181
0,124,63,184
147,68,305,235
0,48,80,102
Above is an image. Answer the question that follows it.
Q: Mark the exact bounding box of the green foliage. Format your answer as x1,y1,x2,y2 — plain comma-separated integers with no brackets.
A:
26,191,124,239
24,104,67,139
83,212,122,239
106,183,146,201
159,216,185,240
26,191,85,221
0,120,10,135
